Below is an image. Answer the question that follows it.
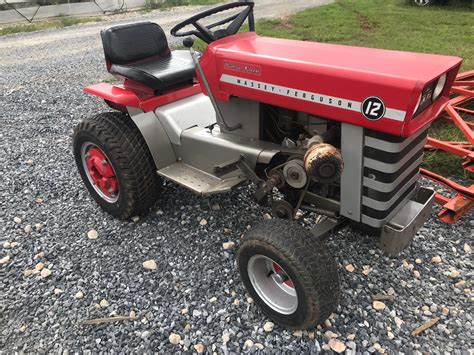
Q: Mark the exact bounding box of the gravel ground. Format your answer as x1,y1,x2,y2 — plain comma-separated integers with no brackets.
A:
0,1,473,353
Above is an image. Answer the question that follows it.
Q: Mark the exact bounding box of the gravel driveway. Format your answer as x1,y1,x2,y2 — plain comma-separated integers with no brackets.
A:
0,0,472,353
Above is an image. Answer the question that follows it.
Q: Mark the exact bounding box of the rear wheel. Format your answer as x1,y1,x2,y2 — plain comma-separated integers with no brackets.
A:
73,112,162,219
238,219,340,329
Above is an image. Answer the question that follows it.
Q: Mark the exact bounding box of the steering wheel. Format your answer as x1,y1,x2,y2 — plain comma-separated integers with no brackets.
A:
170,1,255,44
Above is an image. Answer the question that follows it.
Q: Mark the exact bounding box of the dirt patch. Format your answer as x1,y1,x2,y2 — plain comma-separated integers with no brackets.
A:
272,16,294,30
356,12,377,32
336,1,377,32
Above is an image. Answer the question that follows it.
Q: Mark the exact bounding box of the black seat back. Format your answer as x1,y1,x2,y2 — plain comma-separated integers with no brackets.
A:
101,22,170,66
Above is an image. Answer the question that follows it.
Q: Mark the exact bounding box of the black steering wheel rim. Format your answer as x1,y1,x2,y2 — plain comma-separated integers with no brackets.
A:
170,1,255,44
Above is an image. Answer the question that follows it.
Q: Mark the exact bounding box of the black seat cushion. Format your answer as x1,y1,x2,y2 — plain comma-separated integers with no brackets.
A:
101,22,169,64
109,50,196,92
101,22,196,91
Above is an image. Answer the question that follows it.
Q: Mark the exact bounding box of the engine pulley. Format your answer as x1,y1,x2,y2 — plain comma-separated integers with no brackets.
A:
283,159,307,189
304,143,343,183
271,199,295,220
268,169,285,189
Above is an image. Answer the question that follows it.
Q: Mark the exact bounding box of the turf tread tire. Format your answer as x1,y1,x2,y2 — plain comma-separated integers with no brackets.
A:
238,219,340,329
73,112,162,219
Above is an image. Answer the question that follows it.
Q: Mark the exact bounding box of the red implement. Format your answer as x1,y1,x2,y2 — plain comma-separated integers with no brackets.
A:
421,71,474,223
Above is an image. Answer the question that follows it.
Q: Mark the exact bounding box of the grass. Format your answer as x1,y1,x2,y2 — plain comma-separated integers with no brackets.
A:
254,0,473,180
0,15,104,36
256,0,473,71
423,109,474,179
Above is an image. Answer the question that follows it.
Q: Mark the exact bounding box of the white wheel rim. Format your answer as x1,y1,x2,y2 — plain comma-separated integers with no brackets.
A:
247,255,298,314
414,0,431,5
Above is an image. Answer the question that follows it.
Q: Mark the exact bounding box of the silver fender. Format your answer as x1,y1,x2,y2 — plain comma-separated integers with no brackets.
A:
127,107,176,170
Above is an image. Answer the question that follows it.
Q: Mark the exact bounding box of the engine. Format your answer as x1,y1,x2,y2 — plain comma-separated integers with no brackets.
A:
260,105,343,206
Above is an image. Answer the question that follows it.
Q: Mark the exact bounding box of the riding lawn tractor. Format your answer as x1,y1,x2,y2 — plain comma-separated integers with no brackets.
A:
73,2,463,329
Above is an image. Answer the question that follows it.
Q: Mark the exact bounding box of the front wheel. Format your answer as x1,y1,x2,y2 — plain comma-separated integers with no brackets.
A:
238,219,340,329
73,112,162,219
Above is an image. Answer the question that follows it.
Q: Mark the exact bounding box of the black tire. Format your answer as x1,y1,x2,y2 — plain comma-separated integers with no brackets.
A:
73,112,162,219
238,219,340,329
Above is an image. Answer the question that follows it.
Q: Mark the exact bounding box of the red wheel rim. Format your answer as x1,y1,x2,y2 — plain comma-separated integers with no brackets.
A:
81,143,119,202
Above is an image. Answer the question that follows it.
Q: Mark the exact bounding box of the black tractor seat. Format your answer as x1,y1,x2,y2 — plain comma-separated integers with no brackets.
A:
101,22,196,93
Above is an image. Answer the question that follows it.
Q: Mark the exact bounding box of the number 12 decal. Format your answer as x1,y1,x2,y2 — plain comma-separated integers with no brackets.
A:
361,97,386,121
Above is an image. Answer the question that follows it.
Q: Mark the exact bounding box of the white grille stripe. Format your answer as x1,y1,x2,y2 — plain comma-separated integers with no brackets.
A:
220,74,406,122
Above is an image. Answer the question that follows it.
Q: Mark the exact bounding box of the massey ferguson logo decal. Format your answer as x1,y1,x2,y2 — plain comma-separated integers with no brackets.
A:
361,97,386,121
220,74,406,122
224,61,262,76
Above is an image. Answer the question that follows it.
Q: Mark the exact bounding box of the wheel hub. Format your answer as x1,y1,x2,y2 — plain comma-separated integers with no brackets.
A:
271,261,294,288
81,143,119,203
248,255,297,314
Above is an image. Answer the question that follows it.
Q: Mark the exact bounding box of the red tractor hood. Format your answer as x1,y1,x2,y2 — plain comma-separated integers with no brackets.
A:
200,33,462,137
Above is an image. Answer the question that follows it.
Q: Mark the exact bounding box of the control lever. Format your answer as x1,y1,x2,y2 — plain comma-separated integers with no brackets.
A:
183,37,241,131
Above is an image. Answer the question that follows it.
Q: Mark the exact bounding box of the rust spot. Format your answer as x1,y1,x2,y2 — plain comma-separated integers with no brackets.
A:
304,143,343,183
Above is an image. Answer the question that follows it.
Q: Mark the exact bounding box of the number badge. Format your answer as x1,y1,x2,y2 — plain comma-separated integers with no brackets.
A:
361,97,386,121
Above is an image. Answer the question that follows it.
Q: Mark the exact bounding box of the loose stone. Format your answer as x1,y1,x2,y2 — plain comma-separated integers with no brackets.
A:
328,338,346,353
87,229,98,239
263,321,274,332
345,264,355,273
373,301,386,311
194,344,205,353
223,241,235,250
35,262,45,271
143,259,157,270
40,268,51,278
169,333,181,345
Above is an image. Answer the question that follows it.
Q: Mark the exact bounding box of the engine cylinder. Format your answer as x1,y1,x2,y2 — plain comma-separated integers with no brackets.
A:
304,143,343,183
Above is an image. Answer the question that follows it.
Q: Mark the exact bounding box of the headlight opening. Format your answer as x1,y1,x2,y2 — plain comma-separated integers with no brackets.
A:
433,73,447,101
413,72,448,117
